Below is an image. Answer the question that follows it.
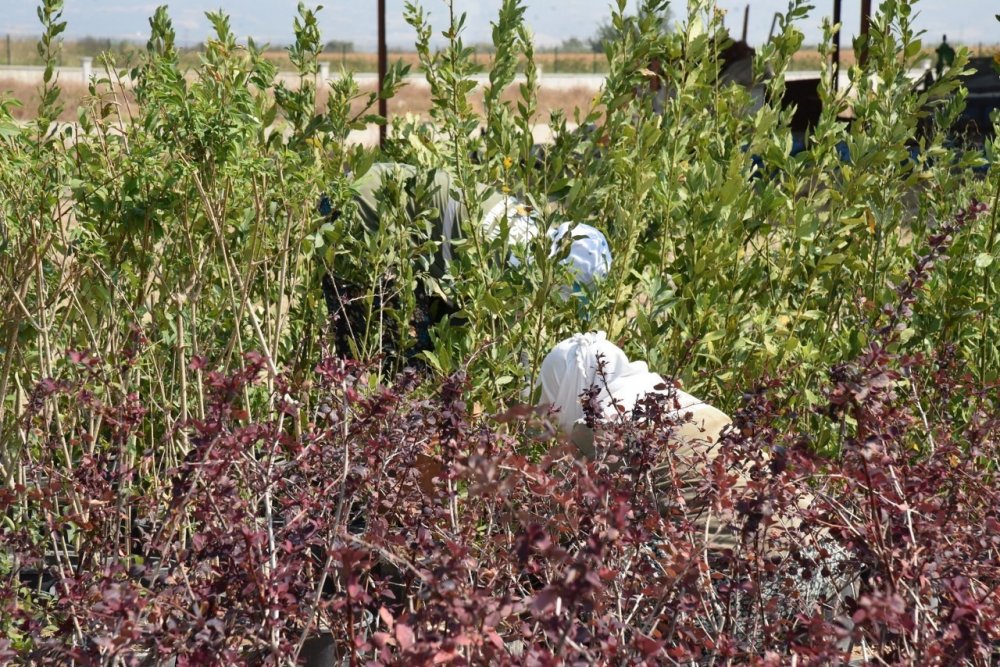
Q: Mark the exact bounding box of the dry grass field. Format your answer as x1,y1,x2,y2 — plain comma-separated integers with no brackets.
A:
5,32,996,73
1,77,600,123
308,45,999,72
305,50,608,74
4,39,996,122
243,48,879,73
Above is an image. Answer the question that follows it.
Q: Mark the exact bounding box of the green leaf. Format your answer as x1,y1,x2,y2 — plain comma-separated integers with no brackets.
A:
0,122,21,139
420,349,444,374
816,253,847,273
975,253,994,269
702,329,727,343
763,335,778,356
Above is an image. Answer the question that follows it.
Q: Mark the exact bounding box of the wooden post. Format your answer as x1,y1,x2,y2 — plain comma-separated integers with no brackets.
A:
832,0,841,92
859,0,872,68
377,0,388,148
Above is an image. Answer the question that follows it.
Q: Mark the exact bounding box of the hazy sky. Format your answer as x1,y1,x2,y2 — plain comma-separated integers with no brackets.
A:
4,1,998,50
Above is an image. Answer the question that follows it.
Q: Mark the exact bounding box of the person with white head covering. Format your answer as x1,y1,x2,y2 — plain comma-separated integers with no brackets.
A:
321,164,612,360
341,163,611,288
538,334,860,636
539,331,730,456
544,222,613,291
538,331,738,550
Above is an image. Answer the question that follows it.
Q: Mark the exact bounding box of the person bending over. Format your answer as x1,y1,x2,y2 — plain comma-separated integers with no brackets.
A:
321,163,612,362
537,331,738,551
537,332,858,632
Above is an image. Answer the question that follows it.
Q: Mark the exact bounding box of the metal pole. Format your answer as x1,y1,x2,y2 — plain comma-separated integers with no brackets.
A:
832,0,841,92
859,0,872,68
377,0,387,148
741,5,749,43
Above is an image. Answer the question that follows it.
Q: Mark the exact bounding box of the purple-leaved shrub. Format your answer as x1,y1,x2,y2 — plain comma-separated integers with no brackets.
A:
3,203,1000,665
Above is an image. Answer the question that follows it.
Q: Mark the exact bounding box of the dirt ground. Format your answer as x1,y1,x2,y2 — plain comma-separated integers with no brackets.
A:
0,41,853,74
217,46,1000,73
1,77,600,123
11,37,996,73
6,38,996,123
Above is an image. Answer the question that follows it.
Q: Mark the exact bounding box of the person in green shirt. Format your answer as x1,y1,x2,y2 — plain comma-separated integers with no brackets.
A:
321,163,612,362
348,163,542,279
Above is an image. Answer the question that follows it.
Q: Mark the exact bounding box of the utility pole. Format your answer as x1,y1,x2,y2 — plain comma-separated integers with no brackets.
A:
859,0,872,68
832,0,841,92
377,0,387,148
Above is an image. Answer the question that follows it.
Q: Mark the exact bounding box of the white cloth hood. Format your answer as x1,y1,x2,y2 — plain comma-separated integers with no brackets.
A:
538,331,717,434
546,222,612,288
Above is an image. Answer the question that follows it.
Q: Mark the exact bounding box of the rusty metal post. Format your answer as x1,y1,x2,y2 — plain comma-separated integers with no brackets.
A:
859,0,872,68
378,0,387,148
832,0,841,92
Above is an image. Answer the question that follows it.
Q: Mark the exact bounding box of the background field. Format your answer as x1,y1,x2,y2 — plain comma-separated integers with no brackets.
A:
0,76,601,123
3,33,998,71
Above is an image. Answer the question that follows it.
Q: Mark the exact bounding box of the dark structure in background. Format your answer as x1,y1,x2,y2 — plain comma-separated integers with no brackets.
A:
959,57,1000,142
781,0,873,132
778,0,1000,153
375,1,998,149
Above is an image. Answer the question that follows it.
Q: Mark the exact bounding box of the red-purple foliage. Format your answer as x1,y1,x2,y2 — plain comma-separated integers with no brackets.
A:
3,203,1000,665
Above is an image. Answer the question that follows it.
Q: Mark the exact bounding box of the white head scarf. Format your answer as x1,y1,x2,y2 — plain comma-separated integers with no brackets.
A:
539,332,628,431
538,331,727,438
482,210,611,291
547,222,612,287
